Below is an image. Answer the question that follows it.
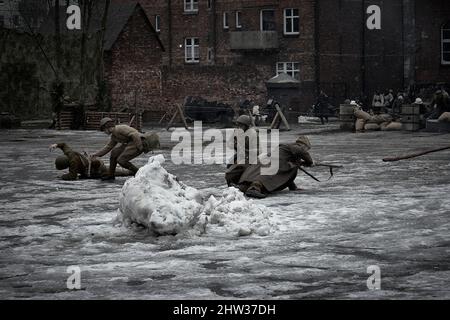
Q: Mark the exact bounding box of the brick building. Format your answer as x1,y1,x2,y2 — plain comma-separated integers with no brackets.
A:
135,0,449,119
140,0,317,119
317,0,450,105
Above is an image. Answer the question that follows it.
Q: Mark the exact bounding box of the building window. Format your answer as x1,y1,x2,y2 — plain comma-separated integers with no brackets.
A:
207,47,214,63
236,11,241,29
207,0,212,10
0,16,4,28
284,8,299,35
223,12,229,29
184,0,198,13
442,22,450,65
155,15,160,32
185,37,200,63
260,9,275,31
276,62,300,80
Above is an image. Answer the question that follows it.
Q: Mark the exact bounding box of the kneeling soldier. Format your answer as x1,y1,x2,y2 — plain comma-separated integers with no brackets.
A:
92,118,160,181
236,136,314,199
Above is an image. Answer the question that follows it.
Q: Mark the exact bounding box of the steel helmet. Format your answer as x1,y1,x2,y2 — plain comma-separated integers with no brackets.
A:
236,115,252,127
99,117,114,130
296,135,311,149
55,155,70,170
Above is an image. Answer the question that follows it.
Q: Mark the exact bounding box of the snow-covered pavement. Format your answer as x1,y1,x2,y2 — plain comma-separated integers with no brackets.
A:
0,126,449,299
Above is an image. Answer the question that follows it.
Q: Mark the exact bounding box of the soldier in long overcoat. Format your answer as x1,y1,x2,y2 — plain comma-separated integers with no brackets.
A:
236,136,314,199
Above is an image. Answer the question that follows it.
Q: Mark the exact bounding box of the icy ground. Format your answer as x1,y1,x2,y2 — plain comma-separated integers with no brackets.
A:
0,125,449,299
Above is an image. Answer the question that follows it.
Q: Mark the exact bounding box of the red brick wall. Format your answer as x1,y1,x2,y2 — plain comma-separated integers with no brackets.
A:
106,6,164,115
138,0,317,116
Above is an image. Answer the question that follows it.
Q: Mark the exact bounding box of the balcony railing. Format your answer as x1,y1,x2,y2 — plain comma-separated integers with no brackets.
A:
229,31,279,50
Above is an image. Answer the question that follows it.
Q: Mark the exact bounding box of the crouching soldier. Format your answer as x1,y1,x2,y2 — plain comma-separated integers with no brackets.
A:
235,136,314,199
92,118,160,181
50,143,133,180
225,115,258,186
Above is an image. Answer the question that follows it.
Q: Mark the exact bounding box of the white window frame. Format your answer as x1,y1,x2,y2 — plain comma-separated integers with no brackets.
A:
207,47,214,63
184,0,198,13
155,15,160,32
284,8,299,35
260,9,275,31
276,62,300,80
185,37,200,63
223,12,229,29
236,11,242,29
442,23,450,65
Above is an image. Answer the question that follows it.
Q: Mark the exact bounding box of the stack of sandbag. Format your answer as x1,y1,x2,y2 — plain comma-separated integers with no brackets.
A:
353,108,372,132
381,122,403,131
438,112,450,123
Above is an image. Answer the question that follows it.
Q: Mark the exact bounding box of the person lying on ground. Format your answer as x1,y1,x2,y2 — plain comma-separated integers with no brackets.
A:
50,143,133,181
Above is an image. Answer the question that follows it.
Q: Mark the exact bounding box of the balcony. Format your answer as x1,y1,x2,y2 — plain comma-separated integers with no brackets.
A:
229,31,279,50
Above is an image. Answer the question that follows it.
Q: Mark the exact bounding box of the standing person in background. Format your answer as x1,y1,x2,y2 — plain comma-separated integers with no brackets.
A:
384,89,395,109
391,94,405,118
427,89,450,120
372,91,385,113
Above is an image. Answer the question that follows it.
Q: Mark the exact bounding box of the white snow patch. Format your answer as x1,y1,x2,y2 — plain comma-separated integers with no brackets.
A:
118,155,276,237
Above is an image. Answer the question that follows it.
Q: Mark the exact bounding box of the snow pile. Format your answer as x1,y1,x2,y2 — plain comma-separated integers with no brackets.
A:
202,188,274,237
118,155,276,237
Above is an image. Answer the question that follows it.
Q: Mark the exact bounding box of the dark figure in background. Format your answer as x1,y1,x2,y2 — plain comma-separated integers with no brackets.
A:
384,89,394,108
427,89,450,120
315,91,332,124
49,81,65,129
390,94,405,119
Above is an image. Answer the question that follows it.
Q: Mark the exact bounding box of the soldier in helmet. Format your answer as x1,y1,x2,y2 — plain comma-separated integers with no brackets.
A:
225,115,259,186
92,118,160,181
235,135,314,199
50,143,133,180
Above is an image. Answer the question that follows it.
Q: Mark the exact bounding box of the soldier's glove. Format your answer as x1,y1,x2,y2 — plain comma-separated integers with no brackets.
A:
49,144,58,152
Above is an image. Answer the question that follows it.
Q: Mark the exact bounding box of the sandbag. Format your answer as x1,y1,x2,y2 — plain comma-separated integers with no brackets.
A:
355,119,366,132
364,123,381,131
438,112,450,123
354,109,372,121
380,122,390,130
384,122,403,131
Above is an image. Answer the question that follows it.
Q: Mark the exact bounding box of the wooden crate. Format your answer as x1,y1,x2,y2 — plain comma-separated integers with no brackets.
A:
56,111,142,131
56,111,74,130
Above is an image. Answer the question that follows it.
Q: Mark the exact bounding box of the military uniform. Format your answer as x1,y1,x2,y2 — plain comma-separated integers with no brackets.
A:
94,125,159,176
55,143,106,180
237,137,313,198
225,127,259,186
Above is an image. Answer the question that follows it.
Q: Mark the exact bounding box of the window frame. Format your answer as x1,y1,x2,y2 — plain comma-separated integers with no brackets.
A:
236,11,242,29
284,8,300,35
223,12,229,29
260,9,276,31
185,37,200,64
155,15,161,33
442,22,450,65
184,0,199,13
276,62,300,80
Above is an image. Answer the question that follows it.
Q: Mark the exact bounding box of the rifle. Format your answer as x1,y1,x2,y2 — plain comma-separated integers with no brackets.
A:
383,146,450,162
296,161,343,182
